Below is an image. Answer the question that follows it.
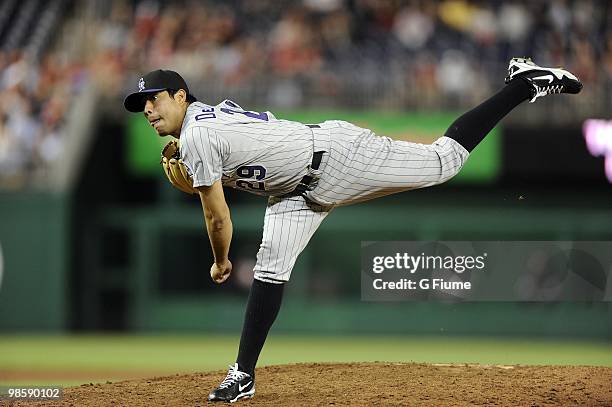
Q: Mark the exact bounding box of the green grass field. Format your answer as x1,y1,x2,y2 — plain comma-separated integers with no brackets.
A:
1,335,611,386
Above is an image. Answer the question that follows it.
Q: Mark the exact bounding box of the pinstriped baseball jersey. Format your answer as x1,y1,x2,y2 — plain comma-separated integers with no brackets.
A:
179,100,315,196
177,100,469,284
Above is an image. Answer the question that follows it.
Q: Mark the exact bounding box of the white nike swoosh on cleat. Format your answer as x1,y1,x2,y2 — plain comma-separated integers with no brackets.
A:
532,74,554,83
239,381,252,392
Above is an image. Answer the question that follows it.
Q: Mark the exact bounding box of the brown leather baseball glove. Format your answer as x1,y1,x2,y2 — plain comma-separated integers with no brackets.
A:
160,139,198,195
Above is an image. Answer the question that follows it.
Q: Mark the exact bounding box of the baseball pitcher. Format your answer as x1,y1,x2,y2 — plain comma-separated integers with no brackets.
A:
123,58,582,402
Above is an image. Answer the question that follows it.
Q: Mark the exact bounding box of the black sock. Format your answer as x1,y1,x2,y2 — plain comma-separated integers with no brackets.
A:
236,279,284,376
444,79,531,152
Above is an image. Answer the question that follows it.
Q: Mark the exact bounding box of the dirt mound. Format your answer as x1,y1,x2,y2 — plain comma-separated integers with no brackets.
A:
9,362,612,406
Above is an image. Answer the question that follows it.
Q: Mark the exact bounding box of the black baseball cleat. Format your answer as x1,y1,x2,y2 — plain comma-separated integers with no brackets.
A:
505,57,582,103
208,363,255,403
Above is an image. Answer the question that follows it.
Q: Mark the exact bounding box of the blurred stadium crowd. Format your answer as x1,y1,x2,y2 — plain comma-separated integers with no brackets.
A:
1,0,611,188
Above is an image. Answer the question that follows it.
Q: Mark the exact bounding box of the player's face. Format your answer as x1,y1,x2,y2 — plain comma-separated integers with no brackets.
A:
143,90,186,137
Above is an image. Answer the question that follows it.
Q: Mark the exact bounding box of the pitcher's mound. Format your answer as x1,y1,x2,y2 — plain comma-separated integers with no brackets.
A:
14,362,612,406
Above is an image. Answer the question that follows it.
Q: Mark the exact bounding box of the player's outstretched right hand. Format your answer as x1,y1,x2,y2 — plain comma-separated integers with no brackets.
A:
210,260,232,284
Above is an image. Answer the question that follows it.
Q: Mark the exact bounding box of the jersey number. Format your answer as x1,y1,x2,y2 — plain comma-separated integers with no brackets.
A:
220,108,269,121
236,165,266,191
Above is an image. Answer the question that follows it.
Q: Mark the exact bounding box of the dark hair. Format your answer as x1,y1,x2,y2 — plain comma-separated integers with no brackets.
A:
167,89,197,104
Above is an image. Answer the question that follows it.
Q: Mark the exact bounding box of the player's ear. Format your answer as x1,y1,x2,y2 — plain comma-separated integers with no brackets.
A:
174,89,187,104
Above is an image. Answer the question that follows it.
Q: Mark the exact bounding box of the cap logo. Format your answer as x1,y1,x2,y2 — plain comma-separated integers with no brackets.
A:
138,77,145,92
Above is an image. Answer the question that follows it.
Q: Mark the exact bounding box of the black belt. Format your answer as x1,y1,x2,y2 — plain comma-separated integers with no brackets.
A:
289,125,324,196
